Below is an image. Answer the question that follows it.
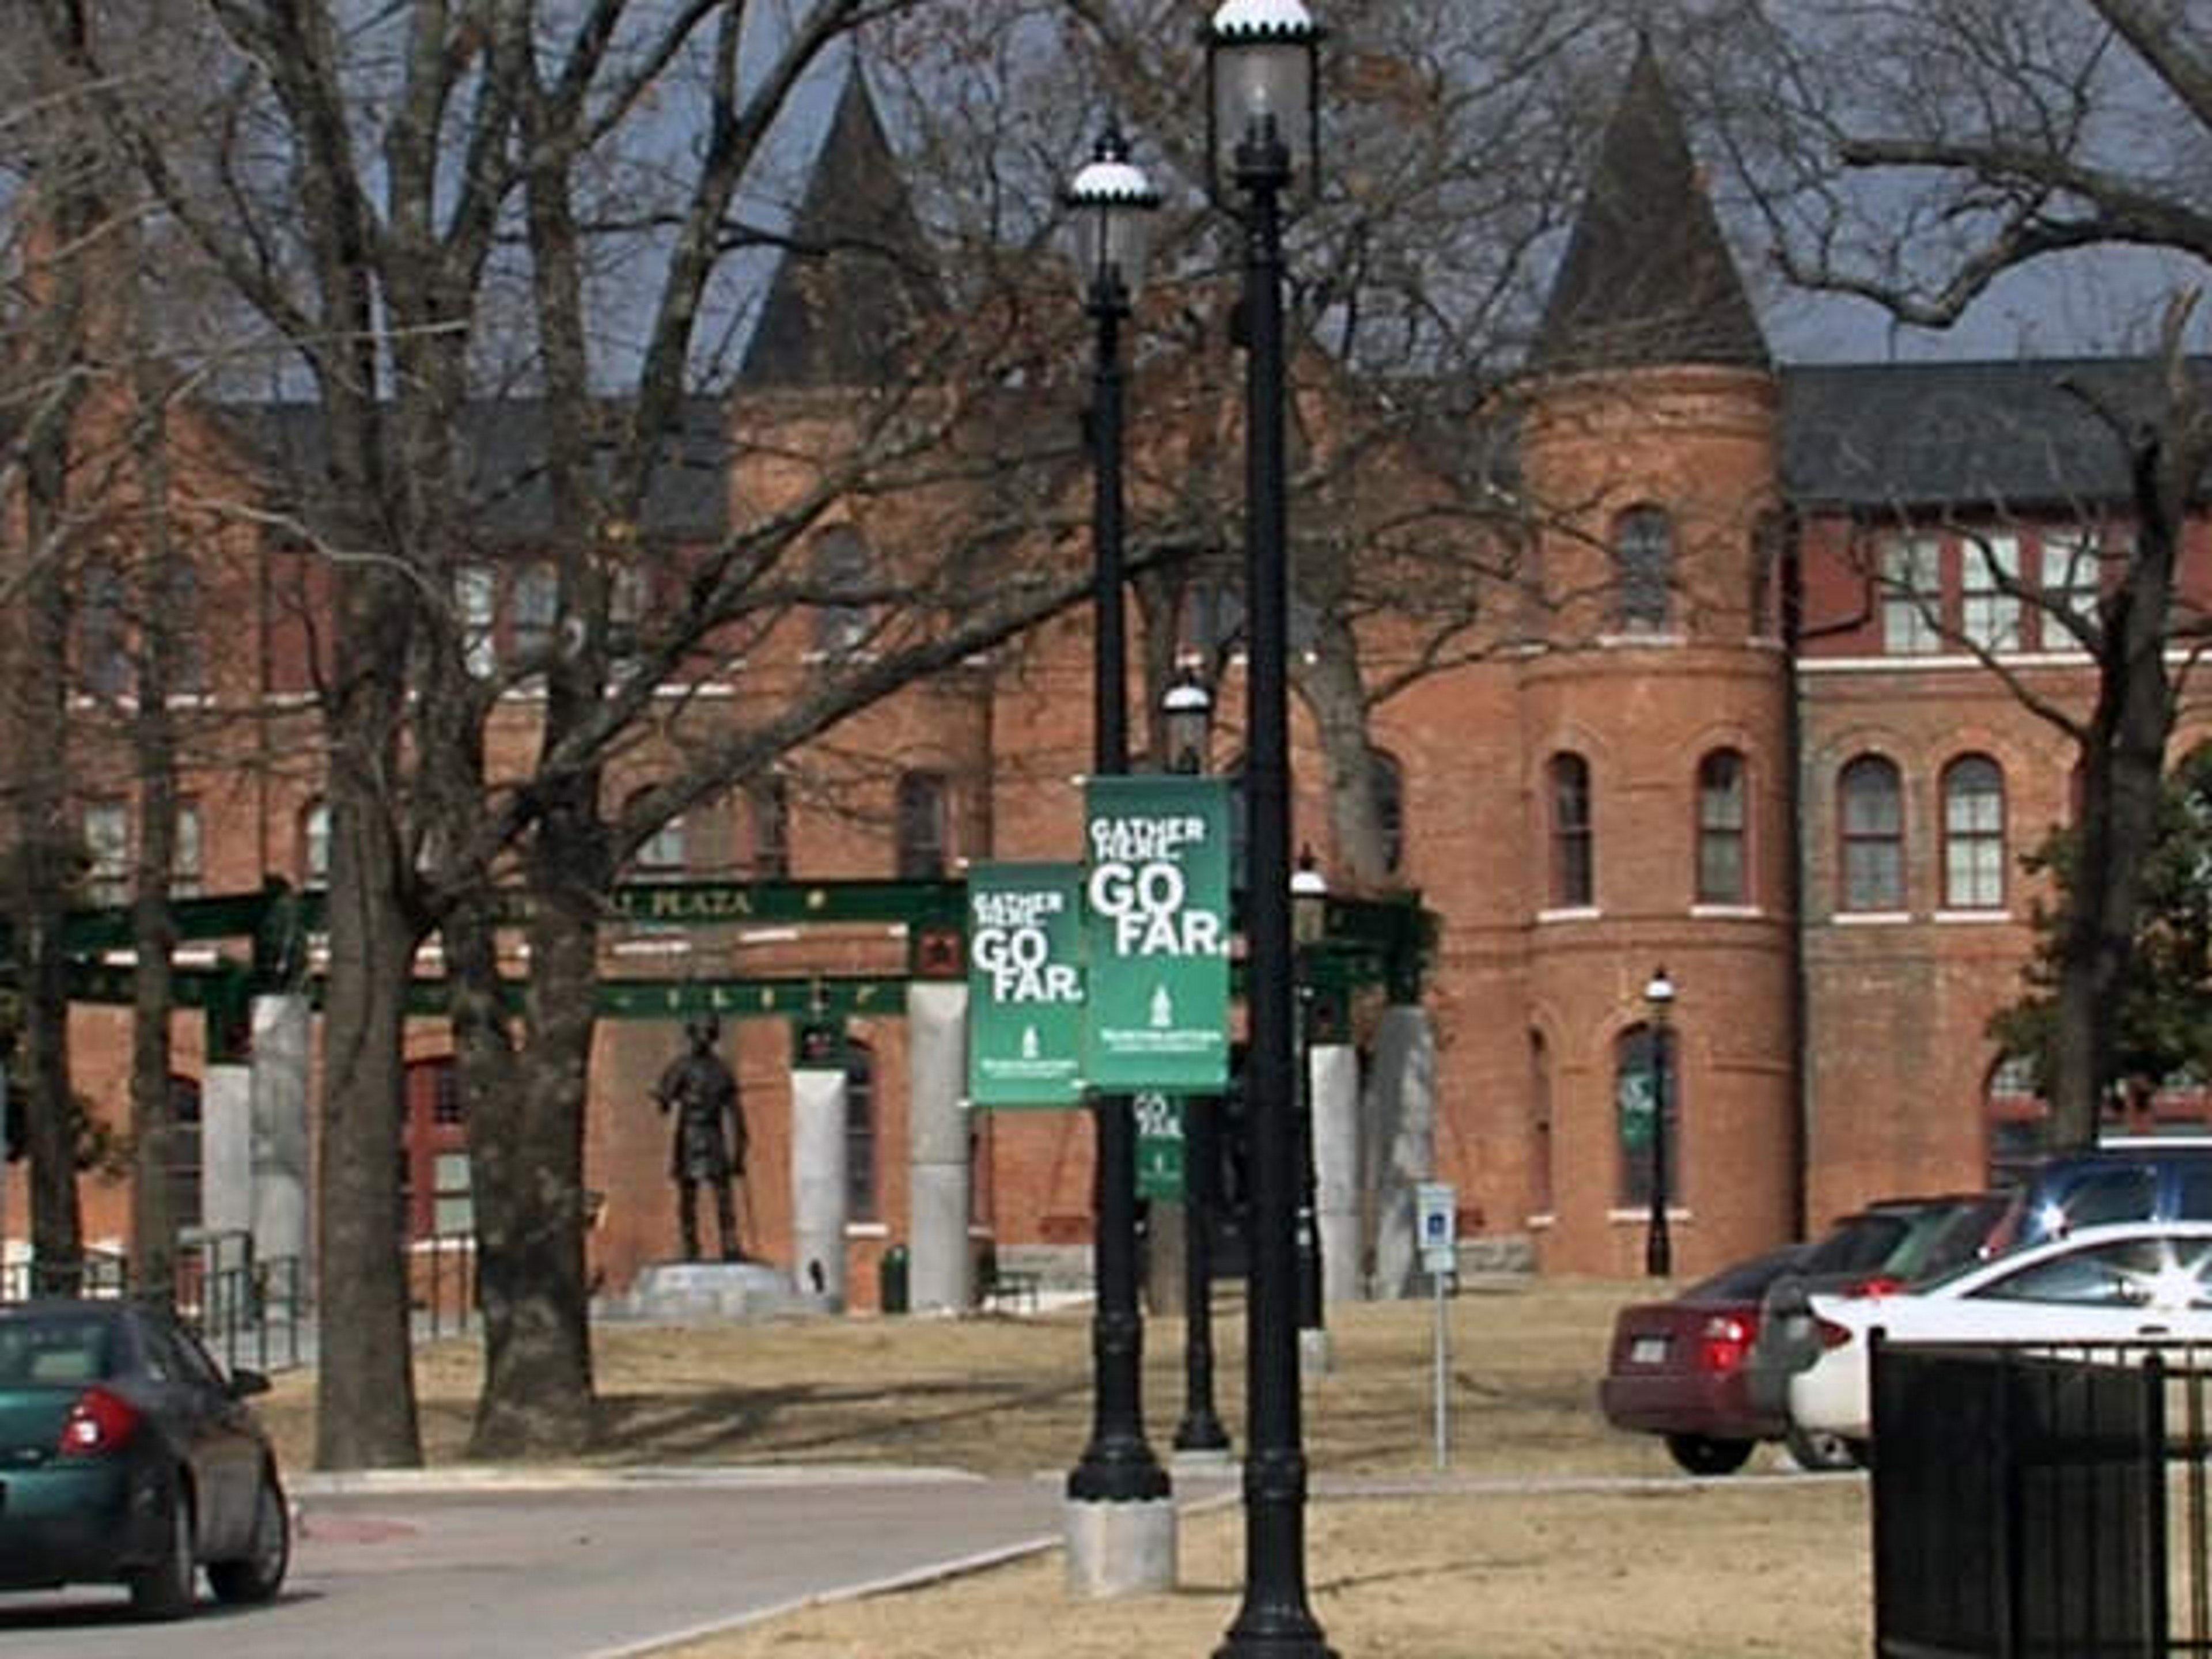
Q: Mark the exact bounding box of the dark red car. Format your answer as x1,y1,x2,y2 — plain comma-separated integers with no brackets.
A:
1597,1245,1805,1475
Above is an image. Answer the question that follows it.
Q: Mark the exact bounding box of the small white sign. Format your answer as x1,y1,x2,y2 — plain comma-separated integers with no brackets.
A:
1416,1181,1457,1274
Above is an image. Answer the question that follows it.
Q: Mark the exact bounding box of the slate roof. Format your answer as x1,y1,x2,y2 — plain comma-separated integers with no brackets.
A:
215,396,731,544
735,67,945,388
1778,357,2212,511
1530,44,1768,376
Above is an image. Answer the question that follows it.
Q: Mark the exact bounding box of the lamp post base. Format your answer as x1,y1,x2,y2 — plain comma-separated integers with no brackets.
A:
1065,1497,1177,1599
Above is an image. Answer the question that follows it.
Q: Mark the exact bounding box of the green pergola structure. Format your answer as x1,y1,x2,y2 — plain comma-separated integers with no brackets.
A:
34,876,1434,1060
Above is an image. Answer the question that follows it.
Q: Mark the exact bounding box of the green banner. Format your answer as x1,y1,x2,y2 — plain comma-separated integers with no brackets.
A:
1134,1092,1187,1200
966,862,1086,1107
1082,775,1232,1093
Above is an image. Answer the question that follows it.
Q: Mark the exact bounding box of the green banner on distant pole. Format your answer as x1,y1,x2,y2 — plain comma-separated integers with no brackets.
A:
1081,775,1232,1094
1134,1092,1187,1200
966,862,1086,1108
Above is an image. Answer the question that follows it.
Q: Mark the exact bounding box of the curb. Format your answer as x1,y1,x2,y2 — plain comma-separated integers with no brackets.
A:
289,1462,985,1498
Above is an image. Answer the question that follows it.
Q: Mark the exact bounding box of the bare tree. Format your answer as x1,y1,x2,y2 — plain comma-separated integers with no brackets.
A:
1680,0,2212,1145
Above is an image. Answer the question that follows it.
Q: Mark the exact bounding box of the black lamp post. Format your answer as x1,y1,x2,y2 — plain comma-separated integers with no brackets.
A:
1643,966,1675,1279
1204,2,1334,1653
1063,124,1171,1510
1164,666,1232,1455
1291,847,1328,1339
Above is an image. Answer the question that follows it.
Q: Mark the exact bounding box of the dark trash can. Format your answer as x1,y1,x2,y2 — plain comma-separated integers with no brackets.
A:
880,1244,910,1315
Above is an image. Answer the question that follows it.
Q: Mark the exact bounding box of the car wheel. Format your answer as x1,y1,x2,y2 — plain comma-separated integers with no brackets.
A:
127,1480,196,1621
1785,1424,1861,1472
208,1466,290,1605
1664,1433,1755,1476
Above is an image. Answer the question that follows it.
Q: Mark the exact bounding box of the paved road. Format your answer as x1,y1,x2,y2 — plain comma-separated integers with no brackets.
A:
0,1472,1069,1659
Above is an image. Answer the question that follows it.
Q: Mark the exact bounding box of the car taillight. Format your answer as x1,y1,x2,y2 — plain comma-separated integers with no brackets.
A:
1846,1276,1903,1298
1698,1315,1755,1373
1815,1317,1856,1351
58,1387,139,1457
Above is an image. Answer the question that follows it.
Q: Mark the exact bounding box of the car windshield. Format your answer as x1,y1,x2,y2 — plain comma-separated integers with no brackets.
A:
1801,1213,1913,1275
0,1311,116,1386
1683,1246,1805,1301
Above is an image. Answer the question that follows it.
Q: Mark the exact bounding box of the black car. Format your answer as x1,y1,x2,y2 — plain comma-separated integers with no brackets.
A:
0,1300,289,1618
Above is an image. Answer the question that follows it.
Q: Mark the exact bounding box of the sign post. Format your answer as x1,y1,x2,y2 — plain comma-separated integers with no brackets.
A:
1081,775,1231,1095
966,863,1086,1108
1417,1181,1457,1471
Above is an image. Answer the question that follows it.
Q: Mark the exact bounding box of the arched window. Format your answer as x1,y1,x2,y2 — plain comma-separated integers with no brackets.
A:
301,800,331,889
1548,752,1593,908
82,801,128,908
173,802,204,899
1695,750,1748,905
1613,506,1674,633
845,1041,877,1222
1615,1022,1680,1207
748,775,790,879
895,770,948,878
78,551,129,698
629,789,685,880
812,526,873,655
1942,755,2006,910
1369,749,1406,877
1838,755,1904,911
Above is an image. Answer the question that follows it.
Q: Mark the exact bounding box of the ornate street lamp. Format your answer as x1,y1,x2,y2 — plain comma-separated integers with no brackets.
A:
1062,124,1172,1524
1203,2,1333,1653
1163,663,1215,779
1643,966,1676,1278
1163,668,1232,1456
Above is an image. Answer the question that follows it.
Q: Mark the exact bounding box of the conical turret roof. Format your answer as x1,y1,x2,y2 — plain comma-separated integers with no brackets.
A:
1531,44,1768,375
738,66,944,388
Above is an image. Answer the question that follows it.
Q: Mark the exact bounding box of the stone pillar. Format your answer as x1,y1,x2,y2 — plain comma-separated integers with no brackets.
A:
201,1065,253,1241
790,1059,850,1309
1367,1002,1437,1300
248,994,311,1299
1310,1037,1361,1304
906,982,971,1313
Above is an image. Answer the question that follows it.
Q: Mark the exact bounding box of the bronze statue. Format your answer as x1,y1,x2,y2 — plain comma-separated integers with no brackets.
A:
653,1016,748,1262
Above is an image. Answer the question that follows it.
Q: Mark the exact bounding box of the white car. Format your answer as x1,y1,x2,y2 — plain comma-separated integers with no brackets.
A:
1787,1220,2212,1446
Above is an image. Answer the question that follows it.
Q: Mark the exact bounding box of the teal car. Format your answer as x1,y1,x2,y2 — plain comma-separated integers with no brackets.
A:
0,1300,288,1618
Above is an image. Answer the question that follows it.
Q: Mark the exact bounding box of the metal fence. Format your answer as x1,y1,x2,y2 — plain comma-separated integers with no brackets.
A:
1872,1334,2212,1657
0,1237,306,1373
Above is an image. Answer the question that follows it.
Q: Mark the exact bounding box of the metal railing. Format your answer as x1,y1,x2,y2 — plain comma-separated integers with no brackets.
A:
0,1241,307,1374
1872,1334,2212,1657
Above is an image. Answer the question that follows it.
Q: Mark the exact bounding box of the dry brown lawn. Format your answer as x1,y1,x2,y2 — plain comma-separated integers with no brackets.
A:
260,1278,1872,1656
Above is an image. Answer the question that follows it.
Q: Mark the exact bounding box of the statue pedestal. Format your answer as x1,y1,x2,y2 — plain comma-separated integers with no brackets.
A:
612,1260,824,1323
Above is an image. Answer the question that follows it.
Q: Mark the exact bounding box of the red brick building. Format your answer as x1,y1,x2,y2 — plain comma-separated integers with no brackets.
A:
17,53,2210,1297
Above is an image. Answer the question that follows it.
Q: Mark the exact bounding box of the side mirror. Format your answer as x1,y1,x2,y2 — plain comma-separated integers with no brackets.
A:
228,1368,271,1400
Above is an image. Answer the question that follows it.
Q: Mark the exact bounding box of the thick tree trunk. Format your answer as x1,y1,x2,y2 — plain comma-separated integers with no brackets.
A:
462,808,600,1459
313,762,424,1470
14,472,82,1289
2048,438,2186,1149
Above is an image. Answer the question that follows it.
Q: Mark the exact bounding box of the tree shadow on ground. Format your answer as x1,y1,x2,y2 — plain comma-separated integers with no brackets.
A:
591,1373,1089,1468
